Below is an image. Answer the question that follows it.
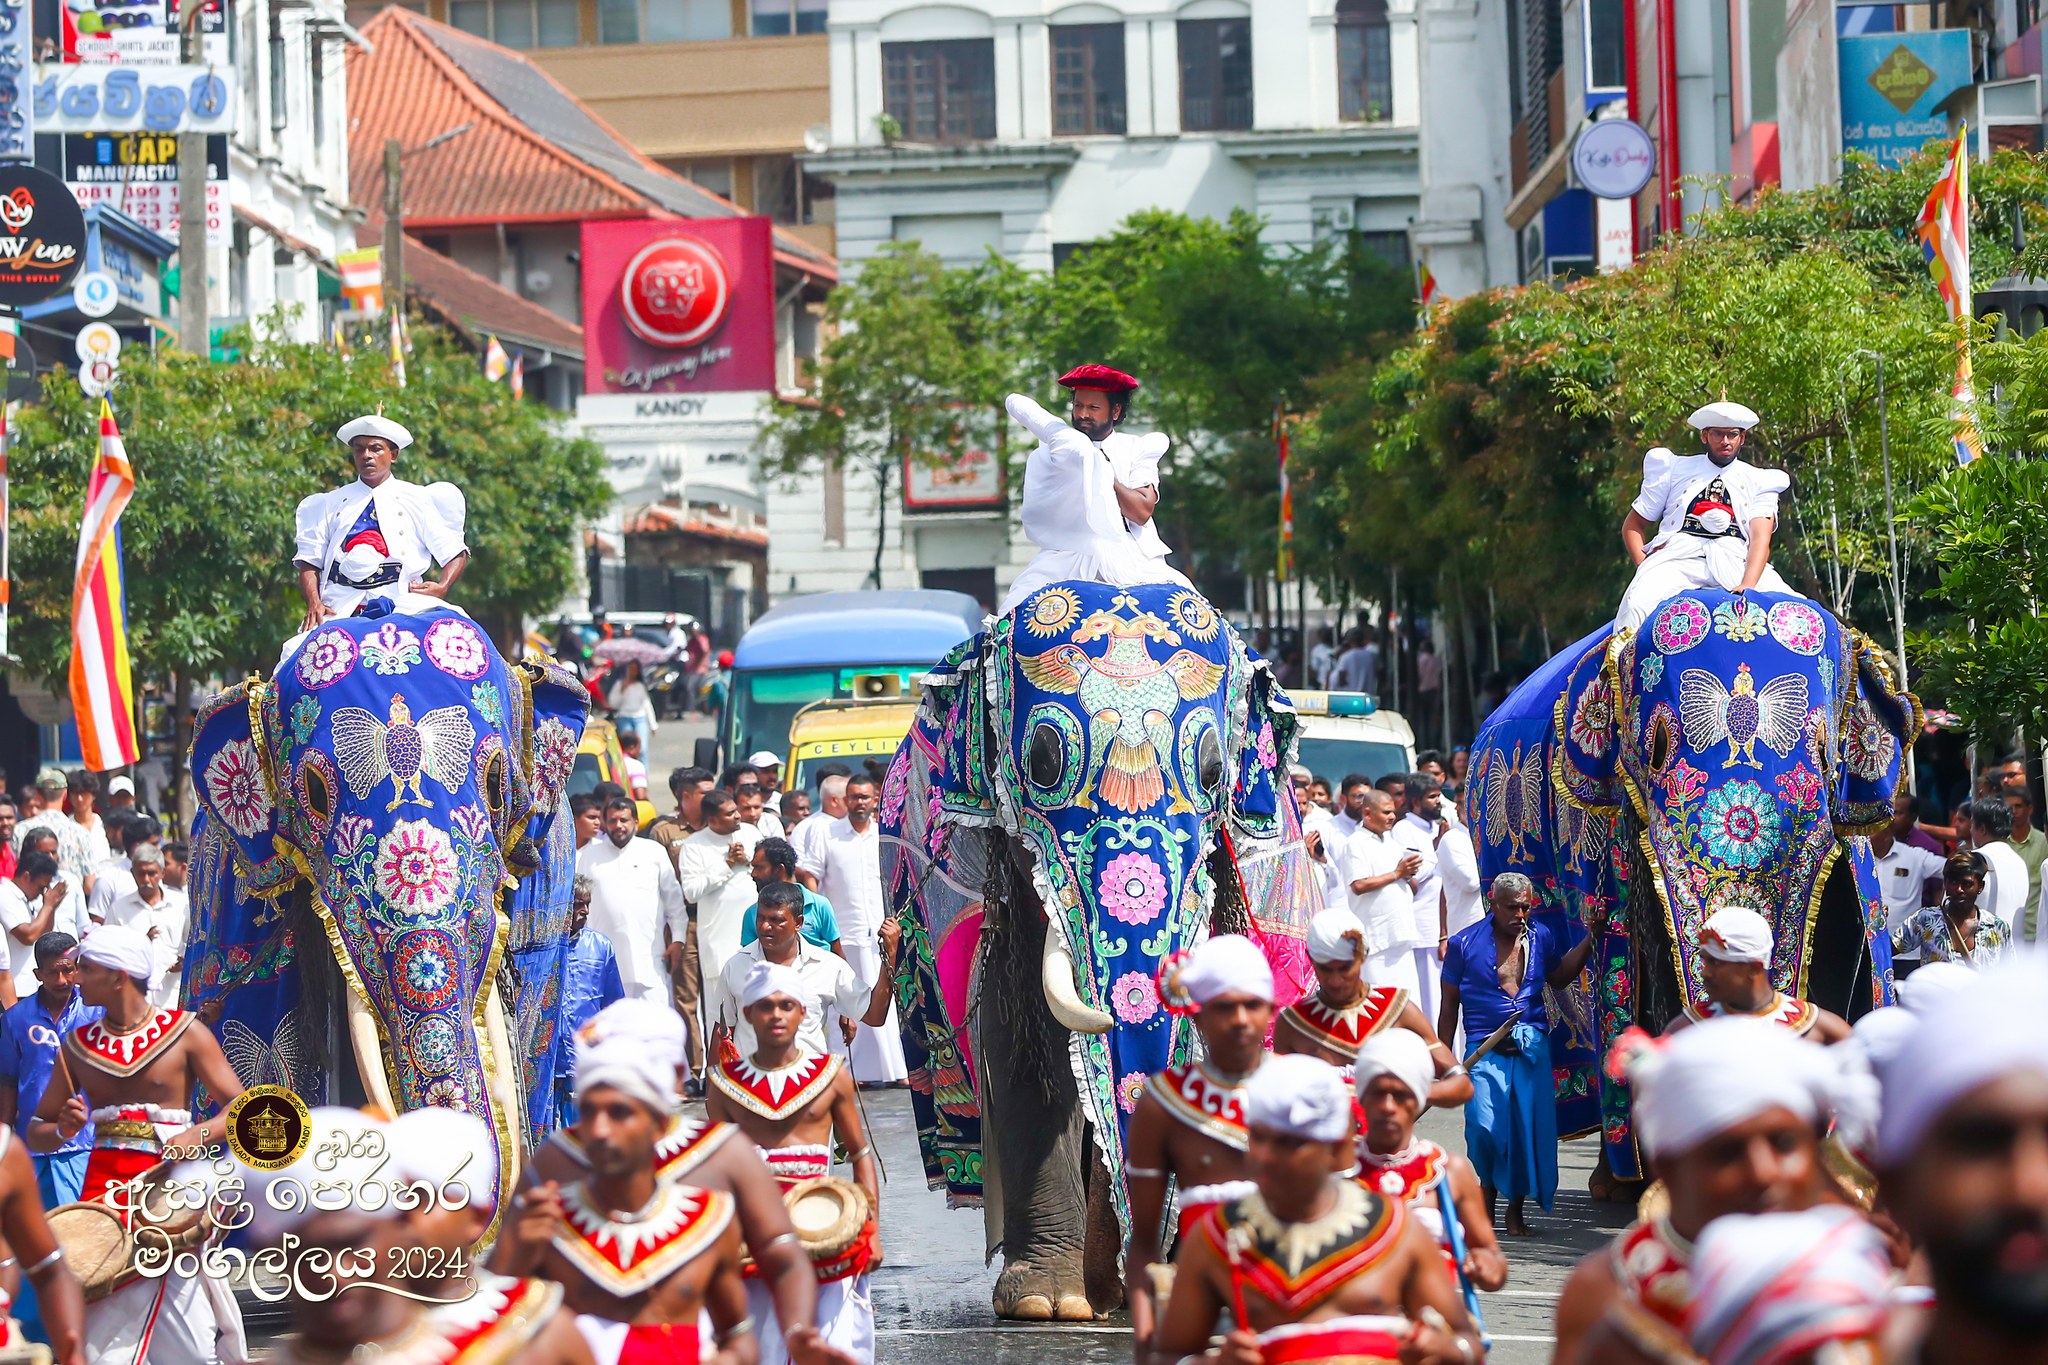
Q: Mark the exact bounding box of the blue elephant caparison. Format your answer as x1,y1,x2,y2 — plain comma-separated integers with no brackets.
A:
1469,588,1920,1181
881,579,1319,1320
185,607,588,1208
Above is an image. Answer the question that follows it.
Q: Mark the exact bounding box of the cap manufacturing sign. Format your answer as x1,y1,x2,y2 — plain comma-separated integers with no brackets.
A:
581,217,775,396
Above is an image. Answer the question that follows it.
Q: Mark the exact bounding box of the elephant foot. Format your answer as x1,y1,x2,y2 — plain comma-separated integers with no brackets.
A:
993,1259,1100,1322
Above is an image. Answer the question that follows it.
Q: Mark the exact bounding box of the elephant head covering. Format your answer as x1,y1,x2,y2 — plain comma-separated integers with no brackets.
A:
1615,1018,1875,1159
1168,933,1275,1009
576,997,686,1075
574,1035,677,1117
1875,957,2048,1167
1245,1054,1351,1142
1698,906,1773,964
1354,1030,1436,1112
1688,1207,1891,1365
740,960,805,1011
80,923,154,988
1306,907,1367,965
389,1105,498,1214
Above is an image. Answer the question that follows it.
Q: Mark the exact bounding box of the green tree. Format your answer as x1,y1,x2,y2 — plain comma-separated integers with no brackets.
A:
7,314,608,813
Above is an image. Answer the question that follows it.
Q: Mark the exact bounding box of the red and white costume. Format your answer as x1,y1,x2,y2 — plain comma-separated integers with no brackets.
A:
425,1275,570,1365
1356,1139,1459,1281
1682,991,1820,1037
545,1114,735,1185
708,1051,875,1365
1149,1061,1257,1240
556,1181,736,1365
1609,1216,1694,1334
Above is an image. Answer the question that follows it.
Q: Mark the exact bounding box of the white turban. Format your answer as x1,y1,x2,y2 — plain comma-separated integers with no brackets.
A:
574,1035,678,1117
1624,1017,1874,1159
740,960,805,1011
1876,957,2048,1167
80,924,154,987
1687,401,1759,431
336,414,413,448
388,1105,498,1214
1180,934,1274,1005
1354,1030,1436,1112
575,997,686,1075
1689,1207,1891,1365
1244,1054,1351,1143
1897,959,1974,1015
1306,907,1367,965
1698,906,1772,965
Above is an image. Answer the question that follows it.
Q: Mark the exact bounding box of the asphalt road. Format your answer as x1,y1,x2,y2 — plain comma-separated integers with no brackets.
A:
645,717,1625,1361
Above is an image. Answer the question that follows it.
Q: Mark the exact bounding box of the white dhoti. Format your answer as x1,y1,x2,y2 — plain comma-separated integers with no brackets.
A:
1362,944,1421,997
998,394,1191,616
1410,946,1441,1025
745,1274,875,1365
86,1266,238,1365
837,938,907,1084
1615,534,1795,633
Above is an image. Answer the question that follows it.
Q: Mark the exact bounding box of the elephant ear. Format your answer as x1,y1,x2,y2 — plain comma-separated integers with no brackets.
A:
1226,649,1293,841
924,632,998,822
189,680,294,898
1553,636,1622,811
1833,633,1924,837
508,657,590,877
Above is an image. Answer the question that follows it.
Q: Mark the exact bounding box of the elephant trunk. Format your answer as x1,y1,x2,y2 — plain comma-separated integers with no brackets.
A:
1041,929,1113,1035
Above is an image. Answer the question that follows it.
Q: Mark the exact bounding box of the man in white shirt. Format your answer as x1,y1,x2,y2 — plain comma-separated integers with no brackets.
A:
1869,824,1946,970
14,831,87,945
100,845,185,1007
798,774,907,1083
1289,767,1347,912
576,795,687,1005
790,771,849,868
1331,773,1371,841
675,789,764,990
1437,790,1487,942
706,883,874,1060
1339,789,1425,995
291,414,468,636
1391,773,1449,1021
1616,400,1795,632
87,816,158,926
1333,632,1380,695
997,367,1193,615
1970,796,2031,939
0,851,63,1001
1308,627,1336,689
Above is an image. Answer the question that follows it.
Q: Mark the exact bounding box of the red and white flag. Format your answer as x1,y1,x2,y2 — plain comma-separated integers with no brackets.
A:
69,401,138,769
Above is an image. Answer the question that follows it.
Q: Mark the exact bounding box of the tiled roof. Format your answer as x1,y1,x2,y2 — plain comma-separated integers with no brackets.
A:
401,235,583,358
347,7,835,277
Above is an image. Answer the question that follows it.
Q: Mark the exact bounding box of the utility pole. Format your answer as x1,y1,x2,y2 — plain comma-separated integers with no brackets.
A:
176,0,210,353
383,137,403,307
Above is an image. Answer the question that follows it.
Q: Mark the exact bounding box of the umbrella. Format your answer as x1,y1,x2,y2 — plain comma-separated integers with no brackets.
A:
591,637,669,666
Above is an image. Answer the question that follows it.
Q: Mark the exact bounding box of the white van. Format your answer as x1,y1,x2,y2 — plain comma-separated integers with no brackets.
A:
1287,691,1417,785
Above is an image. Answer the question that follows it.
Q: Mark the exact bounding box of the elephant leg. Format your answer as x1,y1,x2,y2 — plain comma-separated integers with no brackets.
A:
983,901,1095,1322
346,991,399,1115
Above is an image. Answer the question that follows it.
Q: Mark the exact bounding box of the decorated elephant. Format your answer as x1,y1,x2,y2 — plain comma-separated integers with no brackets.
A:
880,580,1321,1320
1468,588,1921,1181
183,607,589,1206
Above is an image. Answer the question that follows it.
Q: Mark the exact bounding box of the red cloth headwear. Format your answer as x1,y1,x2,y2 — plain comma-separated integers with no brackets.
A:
1058,364,1140,394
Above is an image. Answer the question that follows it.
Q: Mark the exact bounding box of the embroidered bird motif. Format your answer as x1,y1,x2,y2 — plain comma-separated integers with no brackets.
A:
1484,741,1547,863
219,1015,306,1091
1019,610,1224,814
1679,663,1806,770
331,693,476,810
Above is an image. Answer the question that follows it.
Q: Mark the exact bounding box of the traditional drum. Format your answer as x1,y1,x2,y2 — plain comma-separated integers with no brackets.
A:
49,1187,210,1302
782,1177,876,1283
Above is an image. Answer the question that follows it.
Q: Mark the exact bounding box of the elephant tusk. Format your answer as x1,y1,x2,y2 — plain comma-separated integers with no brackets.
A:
1041,931,1114,1035
346,991,399,1116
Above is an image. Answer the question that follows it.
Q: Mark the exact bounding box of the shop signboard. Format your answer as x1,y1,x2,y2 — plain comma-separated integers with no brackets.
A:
580,216,777,396
1839,30,1972,168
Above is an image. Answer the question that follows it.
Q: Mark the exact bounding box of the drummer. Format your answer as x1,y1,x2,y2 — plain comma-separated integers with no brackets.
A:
492,1030,753,1365
26,925,247,1365
705,960,880,1365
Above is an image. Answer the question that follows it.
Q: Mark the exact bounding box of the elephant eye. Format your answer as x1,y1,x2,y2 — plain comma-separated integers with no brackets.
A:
483,748,508,818
1028,721,1065,791
1648,711,1675,774
303,762,332,826
1198,728,1223,791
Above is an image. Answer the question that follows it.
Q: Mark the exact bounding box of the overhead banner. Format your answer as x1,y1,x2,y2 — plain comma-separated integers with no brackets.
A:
580,216,776,396
63,0,227,65
35,63,235,134
1839,30,1972,168
53,133,229,246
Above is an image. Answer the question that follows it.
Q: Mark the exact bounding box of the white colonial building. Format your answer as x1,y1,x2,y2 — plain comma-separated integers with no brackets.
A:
772,0,1428,608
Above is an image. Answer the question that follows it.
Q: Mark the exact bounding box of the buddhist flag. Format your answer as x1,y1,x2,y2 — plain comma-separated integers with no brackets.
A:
69,401,138,770
1917,126,1982,464
1419,262,1440,305
510,353,524,401
336,247,383,314
389,308,407,388
483,334,510,382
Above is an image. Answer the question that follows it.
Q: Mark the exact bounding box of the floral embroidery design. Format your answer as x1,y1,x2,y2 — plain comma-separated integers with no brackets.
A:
470,682,503,727
373,819,459,917
361,623,423,676
1117,1072,1147,1113
1638,652,1665,692
295,629,357,690
1697,780,1781,869
1712,598,1769,643
290,695,321,744
1650,599,1710,654
1099,852,1168,926
1568,673,1616,757
408,1016,460,1077
424,1079,468,1110
1766,601,1827,656
425,619,492,680
205,738,274,838
1111,970,1159,1026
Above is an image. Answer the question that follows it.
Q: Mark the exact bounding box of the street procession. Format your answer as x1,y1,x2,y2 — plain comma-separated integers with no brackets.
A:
0,2,2044,1364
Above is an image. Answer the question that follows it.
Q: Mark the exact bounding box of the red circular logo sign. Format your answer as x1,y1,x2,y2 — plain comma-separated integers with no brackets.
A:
619,236,731,349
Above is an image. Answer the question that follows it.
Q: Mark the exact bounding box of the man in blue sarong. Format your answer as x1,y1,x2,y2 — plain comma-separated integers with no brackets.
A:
1436,872,1591,1235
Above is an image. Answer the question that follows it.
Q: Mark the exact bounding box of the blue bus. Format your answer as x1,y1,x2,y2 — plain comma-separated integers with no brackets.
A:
712,589,983,773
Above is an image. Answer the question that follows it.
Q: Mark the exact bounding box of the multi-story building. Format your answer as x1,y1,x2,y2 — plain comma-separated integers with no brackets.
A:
768,0,1430,609
351,0,838,254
